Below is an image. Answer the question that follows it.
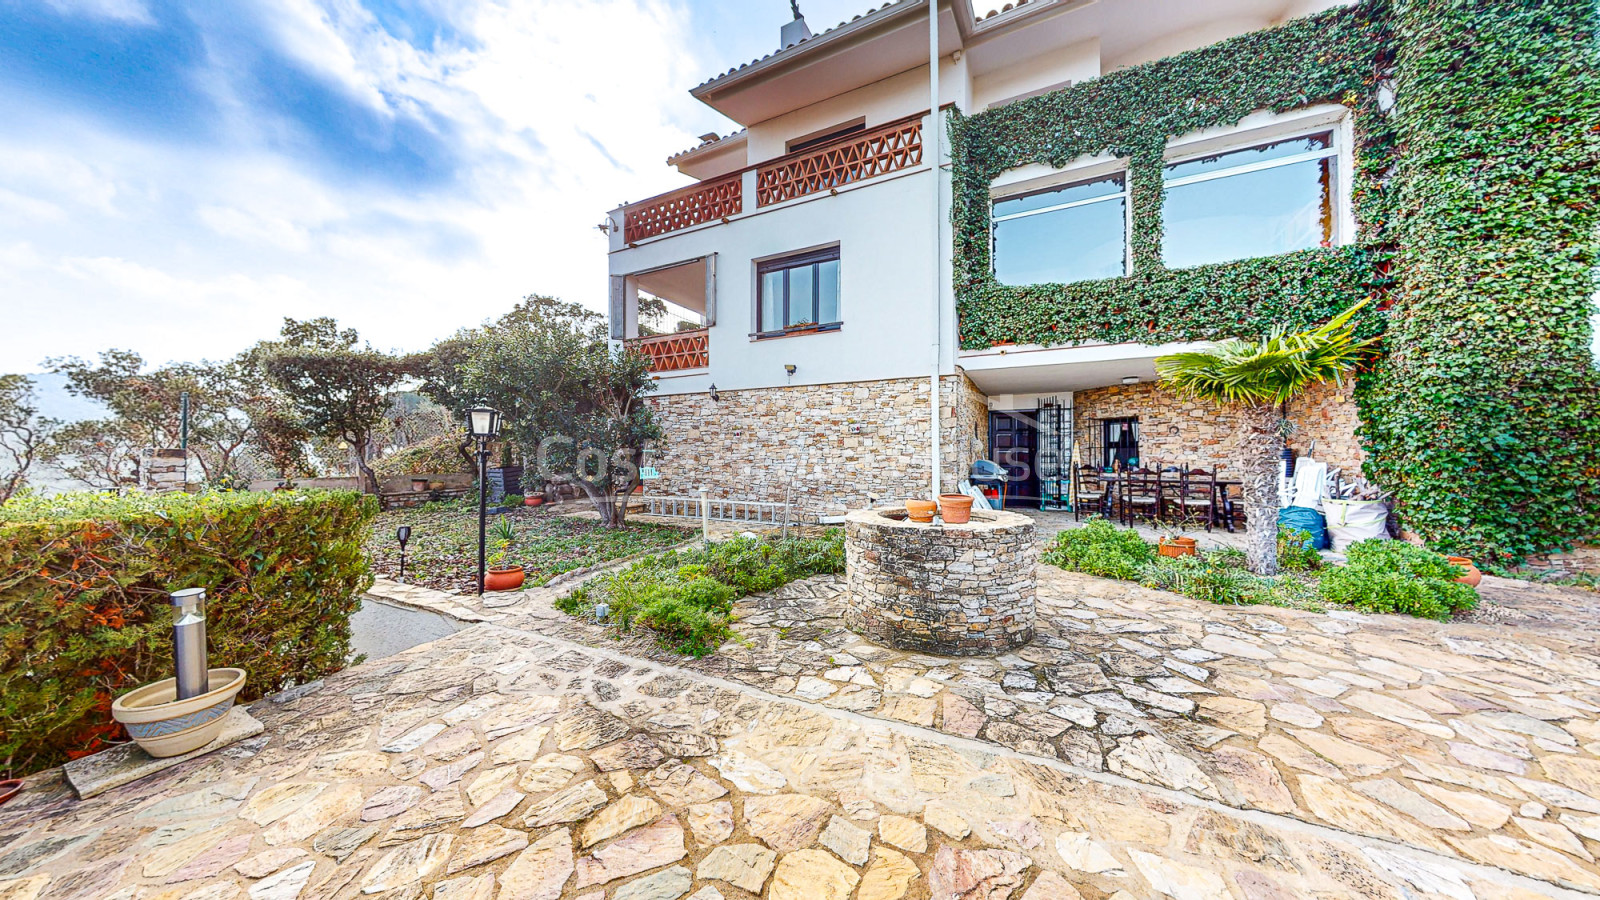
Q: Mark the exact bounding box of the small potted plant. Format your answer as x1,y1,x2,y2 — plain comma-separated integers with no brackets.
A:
484,516,524,591
1158,535,1198,558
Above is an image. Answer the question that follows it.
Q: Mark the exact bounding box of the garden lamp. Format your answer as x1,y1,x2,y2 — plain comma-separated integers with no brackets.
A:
170,588,208,701
465,405,503,595
395,526,411,582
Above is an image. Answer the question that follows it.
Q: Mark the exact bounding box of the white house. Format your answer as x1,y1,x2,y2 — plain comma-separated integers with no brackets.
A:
604,0,1369,518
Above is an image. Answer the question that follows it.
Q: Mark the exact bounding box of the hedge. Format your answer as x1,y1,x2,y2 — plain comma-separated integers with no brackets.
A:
0,489,377,775
372,433,475,479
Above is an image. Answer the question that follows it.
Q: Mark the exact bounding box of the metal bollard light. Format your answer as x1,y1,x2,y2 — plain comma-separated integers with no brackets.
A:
170,588,209,701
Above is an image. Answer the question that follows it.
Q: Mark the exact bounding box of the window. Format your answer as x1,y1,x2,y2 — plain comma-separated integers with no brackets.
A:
1162,131,1338,269
787,120,866,154
1102,417,1139,469
757,248,840,335
992,173,1127,286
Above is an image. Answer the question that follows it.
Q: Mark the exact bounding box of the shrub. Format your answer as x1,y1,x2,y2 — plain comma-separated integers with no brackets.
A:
559,532,844,656
1318,539,1476,619
1277,527,1323,573
372,433,472,478
1139,548,1322,611
1042,518,1156,579
0,489,376,775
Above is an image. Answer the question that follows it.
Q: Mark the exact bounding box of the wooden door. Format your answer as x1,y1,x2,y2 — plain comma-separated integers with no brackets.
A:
989,412,1038,507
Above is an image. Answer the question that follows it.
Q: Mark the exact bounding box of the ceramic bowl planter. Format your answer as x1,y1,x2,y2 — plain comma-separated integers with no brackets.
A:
1448,556,1483,588
905,499,937,523
938,494,974,525
485,566,526,592
1159,537,1198,558
524,496,544,507
111,668,247,758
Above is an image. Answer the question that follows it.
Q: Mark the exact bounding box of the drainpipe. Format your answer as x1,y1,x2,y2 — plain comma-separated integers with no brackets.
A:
928,0,942,500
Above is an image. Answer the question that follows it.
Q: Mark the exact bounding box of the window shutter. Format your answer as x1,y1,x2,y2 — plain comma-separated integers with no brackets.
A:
609,275,625,340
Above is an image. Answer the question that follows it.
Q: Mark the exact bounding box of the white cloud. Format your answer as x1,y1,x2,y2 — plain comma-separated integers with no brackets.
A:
43,0,155,25
0,0,729,367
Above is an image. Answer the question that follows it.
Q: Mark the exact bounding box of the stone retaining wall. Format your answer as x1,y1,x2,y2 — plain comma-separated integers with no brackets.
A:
645,374,987,517
843,506,1037,655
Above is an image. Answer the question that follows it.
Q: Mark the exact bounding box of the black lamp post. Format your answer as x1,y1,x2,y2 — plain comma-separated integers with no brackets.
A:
466,405,503,595
395,526,411,582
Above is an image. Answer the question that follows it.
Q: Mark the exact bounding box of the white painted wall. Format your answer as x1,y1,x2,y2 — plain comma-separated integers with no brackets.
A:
972,37,1099,110
610,130,950,397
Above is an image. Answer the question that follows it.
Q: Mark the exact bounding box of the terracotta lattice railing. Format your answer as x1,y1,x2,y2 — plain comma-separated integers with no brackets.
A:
626,329,709,373
757,116,923,206
623,174,742,243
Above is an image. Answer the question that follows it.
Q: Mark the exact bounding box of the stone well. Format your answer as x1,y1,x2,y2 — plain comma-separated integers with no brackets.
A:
843,505,1038,656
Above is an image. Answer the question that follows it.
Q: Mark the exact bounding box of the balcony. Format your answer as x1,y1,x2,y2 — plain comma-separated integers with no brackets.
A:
626,328,709,373
756,114,922,206
623,174,742,243
618,113,925,244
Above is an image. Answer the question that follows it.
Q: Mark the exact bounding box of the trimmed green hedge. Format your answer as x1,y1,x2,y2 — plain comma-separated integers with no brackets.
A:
0,490,377,775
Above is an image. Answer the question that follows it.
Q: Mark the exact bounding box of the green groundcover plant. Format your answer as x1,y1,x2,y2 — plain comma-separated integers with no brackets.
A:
1045,518,1471,619
558,531,845,656
0,489,376,775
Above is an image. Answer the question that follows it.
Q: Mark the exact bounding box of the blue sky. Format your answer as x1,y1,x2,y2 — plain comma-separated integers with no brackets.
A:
0,0,884,368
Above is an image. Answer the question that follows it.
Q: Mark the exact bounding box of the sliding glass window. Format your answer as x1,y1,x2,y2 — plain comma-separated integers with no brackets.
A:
992,173,1127,286
1162,131,1337,269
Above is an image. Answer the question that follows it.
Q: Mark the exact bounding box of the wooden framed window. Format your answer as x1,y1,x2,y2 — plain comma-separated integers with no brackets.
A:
755,248,841,337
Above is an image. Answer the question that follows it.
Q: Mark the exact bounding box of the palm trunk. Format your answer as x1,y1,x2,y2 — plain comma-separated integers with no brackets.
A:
1238,404,1284,576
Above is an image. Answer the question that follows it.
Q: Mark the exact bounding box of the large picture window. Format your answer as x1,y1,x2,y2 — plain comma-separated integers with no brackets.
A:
757,248,840,335
1162,131,1338,269
991,173,1127,286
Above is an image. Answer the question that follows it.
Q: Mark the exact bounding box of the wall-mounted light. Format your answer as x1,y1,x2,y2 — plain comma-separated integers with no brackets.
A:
1121,376,1140,386
784,364,797,377
708,383,720,402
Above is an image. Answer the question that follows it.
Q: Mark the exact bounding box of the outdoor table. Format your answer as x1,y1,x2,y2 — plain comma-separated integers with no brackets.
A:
1086,472,1244,532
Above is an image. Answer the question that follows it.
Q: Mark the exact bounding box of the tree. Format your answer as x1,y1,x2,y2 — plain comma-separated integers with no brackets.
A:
46,350,262,485
51,419,142,491
0,375,59,503
444,297,662,527
244,396,313,483
1155,302,1376,575
260,318,413,494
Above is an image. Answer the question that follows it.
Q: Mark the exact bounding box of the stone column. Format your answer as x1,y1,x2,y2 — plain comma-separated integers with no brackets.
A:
141,449,191,494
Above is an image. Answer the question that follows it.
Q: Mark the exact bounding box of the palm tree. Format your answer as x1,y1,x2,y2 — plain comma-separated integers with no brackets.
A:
1155,302,1376,575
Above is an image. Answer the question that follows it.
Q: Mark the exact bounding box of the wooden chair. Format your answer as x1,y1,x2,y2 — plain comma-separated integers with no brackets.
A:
1074,464,1109,521
1168,468,1219,532
1120,467,1162,526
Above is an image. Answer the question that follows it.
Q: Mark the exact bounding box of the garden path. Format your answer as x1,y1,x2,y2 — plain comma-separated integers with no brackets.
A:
4,560,1599,898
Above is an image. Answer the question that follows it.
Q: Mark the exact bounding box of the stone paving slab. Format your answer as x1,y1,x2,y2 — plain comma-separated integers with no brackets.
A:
63,709,266,800
2,624,1589,900
488,565,1600,894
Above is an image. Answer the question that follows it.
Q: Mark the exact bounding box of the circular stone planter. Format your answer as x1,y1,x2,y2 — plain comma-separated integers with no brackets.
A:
112,668,247,758
844,506,1037,656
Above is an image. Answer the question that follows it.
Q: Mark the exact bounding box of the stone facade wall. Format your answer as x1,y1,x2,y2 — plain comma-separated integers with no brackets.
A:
140,449,191,494
1072,381,1365,477
646,374,987,517
1520,543,1600,577
844,506,1037,655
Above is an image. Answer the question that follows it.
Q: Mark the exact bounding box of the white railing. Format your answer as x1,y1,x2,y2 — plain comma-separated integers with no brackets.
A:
636,493,787,525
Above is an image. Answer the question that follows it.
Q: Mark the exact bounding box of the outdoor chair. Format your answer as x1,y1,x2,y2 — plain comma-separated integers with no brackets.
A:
1073,464,1109,521
1120,467,1163,526
1167,468,1219,532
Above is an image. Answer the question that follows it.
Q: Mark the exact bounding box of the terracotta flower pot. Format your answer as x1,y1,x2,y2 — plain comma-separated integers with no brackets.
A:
938,494,974,525
485,566,525,592
111,668,247,758
904,499,937,523
524,497,544,507
1448,556,1483,588
410,478,429,492
1159,537,1198,558
0,779,19,807
428,481,444,490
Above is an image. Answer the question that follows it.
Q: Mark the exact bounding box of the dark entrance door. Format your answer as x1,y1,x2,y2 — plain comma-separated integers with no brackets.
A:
989,411,1038,508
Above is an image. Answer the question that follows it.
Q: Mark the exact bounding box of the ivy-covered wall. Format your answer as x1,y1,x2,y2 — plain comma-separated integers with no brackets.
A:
948,2,1394,350
949,0,1600,562
1359,0,1600,563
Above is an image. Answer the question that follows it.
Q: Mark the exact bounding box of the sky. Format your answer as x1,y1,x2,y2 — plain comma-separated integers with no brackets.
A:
0,0,908,371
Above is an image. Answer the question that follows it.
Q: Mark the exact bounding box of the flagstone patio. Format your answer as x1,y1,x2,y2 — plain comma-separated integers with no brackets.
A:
3,553,1599,899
